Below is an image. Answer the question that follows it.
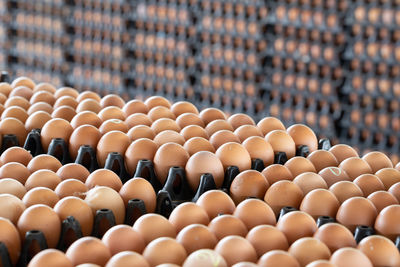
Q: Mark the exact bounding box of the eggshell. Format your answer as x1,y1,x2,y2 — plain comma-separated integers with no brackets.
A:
230,170,269,204
54,196,94,236
0,194,25,224
99,119,128,134
264,180,304,215
257,117,286,136
153,143,189,184
54,179,88,199
265,130,296,159
0,218,21,265
125,139,158,175
168,202,210,232
176,113,204,129
27,154,62,173
5,96,30,110
228,114,255,130
353,174,385,197
27,102,53,115
210,130,240,149
0,82,12,96
205,119,234,136
0,146,32,166
153,130,185,146
28,249,73,267
30,91,55,105
171,101,199,116
195,190,235,219
293,172,328,195
98,106,125,121
33,82,56,94
53,96,78,110
183,249,227,267
127,125,156,141
234,125,263,142
329,144,359,163
0,162,31,184
0,93,5,104
151,118,180,134
96,131,130,167
133,214,176,244
148,106,175,121
330,247,373,267
10,86,33,100
216,142,251,172
232,262,258,267
56,163,90,183
176,224,217,254
338,157,372,180
85,169,123,191
76,99,102,113
55,87,79,99
125,113,152,128
214,235,257,266
285,157,317,177
246,225,288,257
119,178,157,213
242,136,274,166
66,236,111,266
11,77,35,89
199,108,227,125
123,99,149,116
300,189,339,220
100,94,125,108
234,198,276,230
357,235,400,267
305,260,335,267
287,124,318,153
0,117,27,145
329,181,363,203
313,223,356,253
276,211,318,244
389,182,400,202
180,125,209,140
288,237,331,267
2,106,29,123
0,178,26,199
84,186,125,224
22,187,59,208
336,196,377,232
17,204,61,248
143,237,187,267
375,168,400,190
307,150,339,172
25,111,52,131
258,250,300,267
262,164,293,185
144,96,171,109
102,225,145,255
105,251,150,267
363,151,394,173
184,137,215,156
367,190,398,213
25,169,61,190
41,118,73,152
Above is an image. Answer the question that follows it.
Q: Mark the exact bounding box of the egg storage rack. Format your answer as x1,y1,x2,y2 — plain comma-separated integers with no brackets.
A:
0,0,10,72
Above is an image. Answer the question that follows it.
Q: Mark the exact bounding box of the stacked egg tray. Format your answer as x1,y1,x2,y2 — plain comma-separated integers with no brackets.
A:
338,0,400,163
0,0,9,71
1,75,400,266
260,0,347,141
6,0,69,87
192,0,268,118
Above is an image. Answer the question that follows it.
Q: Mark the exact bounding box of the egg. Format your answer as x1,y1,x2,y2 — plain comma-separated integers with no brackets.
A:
28,248,73,267
0,117,27,145
208,214,248,240
336,197,377,232
55,87,79,99
170,101,199,116
330,247,373,267
10,86,33,100
96,131,130,167
0,218,21,265
123,99,149,116
32,82,56,94
30,91,55,105
54,96,78,110
99,119,128,135
0,82,12,96
0,194,25,224
228,113,256,130
357,235,400,267
54,179,88,199
2,106,29,123
313,223,356,253
25,111,52,132
288,237,331,267
307,150,338,172
105,251,150,267
27,154,62,173
216,142,251,172
133,214,176,244
293,172,328,195
246,225,288,257
362,151,393,173
76,99,102,113
277,211,318,244
353,174,385,197
66,236,112,266
329,181,363,203
176,224,217,254
153,130,185,146
257,117,286,136
5,96,30,110
0,162,31,184
183,249,227,267
261,164,293,185
205,119,234,136
318,167,351,187
230,170,269,204
56,163,90,182
195,190,235,219
99,106,126,121
168,202,210,232
151,118,180,134
127,125,156,141
286,124,318,153
0,178,26,199
0,146,32,166
25,170,62,190
125,113,152,128
234,125,263,142
368,190,398,213
300,189,339,220
176,113,205,129
41,118,73,152
102,225,145,255
144,96,171,109
389,182,400,202
338,157,372,180
119,178,157,213
143,237,187,266
215,235,257,266
85,186,125,224
148,106,175,121
54,196,94,236
264,180,304,215
265,130,296,159
258,250,300,267
183,137,215,156
329,144,359,163
125,138,158,176
17,204,61,248
100,94,125,108
27,102,53,115
180,125,209,141
242,136,274,167
22,187,59,207
199,108,227,125
11,77,35,89
375,168,400,190
285,157,317,177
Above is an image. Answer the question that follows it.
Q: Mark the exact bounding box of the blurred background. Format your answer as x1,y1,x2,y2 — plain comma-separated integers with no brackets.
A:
0,0,399,162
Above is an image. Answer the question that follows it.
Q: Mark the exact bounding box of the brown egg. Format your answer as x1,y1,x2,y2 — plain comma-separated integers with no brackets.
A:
54,196,94,236
339,157,373,181
0,93,5,104
54,96,78,110
305,260,335,267
228,114,256,130
205,119,234,136
196,190,235,219
286,124,318,153
230,170,269,204
0,194,25,224
264,180,304,215
265,130,296,159
313,222,356,253
375,168,400,190
123,99,149,116
128,125,155,141
184,137,215,156
235,198,276,229
0,217,21,265
0,82,12,96
353,174,385,197
0,178,26,199
99,119,128,134
51,106,76,122
85,185,125,224
336,197,377,232
56,163,90,182
300,189,339,220
153,130,185,146
133,214,176,244
234,125,263,142
293,172,328,195
25,111,52,132
41,118,73,152
17,204,61,248
307,150,338,172
258,250,300,267
100,94,125,109
105,251,150,267
215,235,257,266
318,167,351,187
76,99,102,113
27,102,53,115
10,86,33,100
176,224,217,254
375,205,400,241
180,125,209,140
1,146,32,166
208,214,248,240
143,237,187,267
5,96,30,110
27,154,62,172
357,235,400,267
257,117,286,136
199,108,227,127
22,187,59,207
389,182,400,202
168,202,209,232
25,169,61,190
183,249,227,267
262,164,293,185
102,225,145,255
362,151,393,173
276,211,318,244
125,113,152,128
210,130,240,150
98,106,125,121
54,179,88,199
148,106,175,121
144,96,171,109
285,157,317,177
125,138,158,175
119,178,156,213
0,162,31,184
170,101,199,117
96,131,130,167
69,125,102,159
28,248,73,267
2,106,29,123
288,237,331,267
66,236,111,266
54,87,79,99
0,117,27,145
246,225,288,257
216,142,251,171
151,118,180,134
367,190,398,213
30,91,55,105
329,144,359,163
330,247,373,267
242,136,274,167
176,113,205,129
153,143,189,184
329,181,363,203
77,91,101,102
32,83,56,94
85,169,123,191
